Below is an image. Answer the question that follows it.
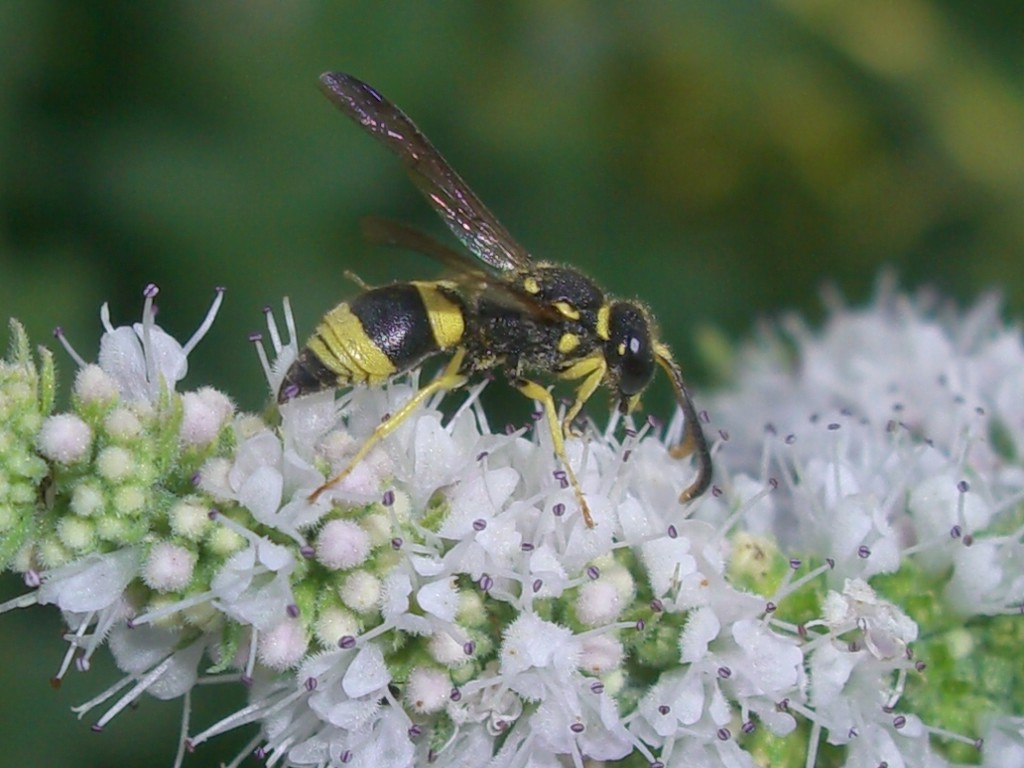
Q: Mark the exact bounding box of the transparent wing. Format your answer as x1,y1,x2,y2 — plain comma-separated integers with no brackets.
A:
361,216,560,322
321,71,534,273
360,215,490,280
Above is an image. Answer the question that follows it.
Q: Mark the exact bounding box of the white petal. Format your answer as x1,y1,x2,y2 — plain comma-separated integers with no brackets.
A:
528,545,569,597
409,555,446,577
808,642,857,707
319,697,382,730
98,327,148,401
731,619,803,694
238,466,284,524
680,606,721,662
381,571,412,620
108,623,178,674
226,572,294,631
257,538,294,572
979,715,1024,768
616,496,657,542
530,696,579,754
405,414,462,504
417,578,459,622
147,641,205,700
211,548,257,600
822,590,850,627
137,323,188,387
580,693,632,761
439,467,520,536
707,683,731,725
641,536,696,597
343,643,390,698
499,613,579,684
39,548,140,613
671,671,707,726
230,430,283,489
362,706,415,768
639,671,689,736
947,539,1004,613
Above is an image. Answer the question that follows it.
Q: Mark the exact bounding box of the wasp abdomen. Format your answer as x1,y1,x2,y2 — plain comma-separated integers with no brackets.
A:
278,282,465,402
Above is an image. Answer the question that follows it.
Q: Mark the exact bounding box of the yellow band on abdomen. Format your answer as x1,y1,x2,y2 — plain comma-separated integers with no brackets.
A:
416,282,465,350
310,303,397,386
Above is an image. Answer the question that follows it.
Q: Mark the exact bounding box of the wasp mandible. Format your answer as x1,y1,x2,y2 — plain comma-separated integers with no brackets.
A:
279,72,712,527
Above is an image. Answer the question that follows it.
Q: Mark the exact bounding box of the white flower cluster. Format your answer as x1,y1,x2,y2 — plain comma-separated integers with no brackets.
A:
707,280,1024,766
2,279,1022,768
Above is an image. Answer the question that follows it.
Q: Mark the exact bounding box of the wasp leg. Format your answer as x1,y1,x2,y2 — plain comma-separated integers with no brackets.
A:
556,353,607,438
516,379,594,528
309,349,469,502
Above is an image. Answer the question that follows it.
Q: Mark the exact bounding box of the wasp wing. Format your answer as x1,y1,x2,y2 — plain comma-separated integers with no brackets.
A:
361,216,561,323
321,72,533,274
361,215,491,281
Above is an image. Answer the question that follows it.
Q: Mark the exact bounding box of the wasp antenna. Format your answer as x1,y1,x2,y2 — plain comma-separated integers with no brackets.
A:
654,349,712,503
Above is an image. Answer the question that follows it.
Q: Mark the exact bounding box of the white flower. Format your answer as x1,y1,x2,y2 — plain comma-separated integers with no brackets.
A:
93,284,225,403
37,548,141,614
500,612,580,693
822,578,918,659
7,285,1024,768
209,530,297,631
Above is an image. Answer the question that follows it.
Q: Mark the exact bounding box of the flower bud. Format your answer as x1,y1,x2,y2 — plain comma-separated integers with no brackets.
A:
143,541,197,592
96,446,134,483
406,666,451,714
258,618,309,671
315,519,371,570
340,570,381,614
37,414,92,464
73,364,119,406
180,387,234,447
103,407,144,442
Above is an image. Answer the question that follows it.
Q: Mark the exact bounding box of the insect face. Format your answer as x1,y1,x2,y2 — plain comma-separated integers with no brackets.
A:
606,301,655,414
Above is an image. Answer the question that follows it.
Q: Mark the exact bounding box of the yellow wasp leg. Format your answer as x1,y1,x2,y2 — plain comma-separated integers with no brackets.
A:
309,349,469,503
557,353,607,437
517,379,594,528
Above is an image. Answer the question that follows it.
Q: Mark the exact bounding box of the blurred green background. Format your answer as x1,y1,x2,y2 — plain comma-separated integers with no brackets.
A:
1,2,1022,766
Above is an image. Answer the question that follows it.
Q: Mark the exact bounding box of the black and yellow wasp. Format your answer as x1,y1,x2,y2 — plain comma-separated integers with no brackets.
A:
279,72,712,527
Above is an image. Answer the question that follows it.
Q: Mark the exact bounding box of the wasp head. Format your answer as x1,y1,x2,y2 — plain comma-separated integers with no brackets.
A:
606,300,713,503
606,301,655,414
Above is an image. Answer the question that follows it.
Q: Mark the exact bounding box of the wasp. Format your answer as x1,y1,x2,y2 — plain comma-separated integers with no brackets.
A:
279,72,712,527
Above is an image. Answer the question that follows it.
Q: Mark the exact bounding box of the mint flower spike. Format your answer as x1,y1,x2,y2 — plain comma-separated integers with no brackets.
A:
4,281,1024,768
0,319,53,570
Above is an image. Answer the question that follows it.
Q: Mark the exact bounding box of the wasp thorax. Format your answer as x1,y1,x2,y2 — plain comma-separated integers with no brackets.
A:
606,302,655,407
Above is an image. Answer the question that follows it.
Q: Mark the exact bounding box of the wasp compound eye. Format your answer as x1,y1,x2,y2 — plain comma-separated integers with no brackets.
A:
608,302,654,397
